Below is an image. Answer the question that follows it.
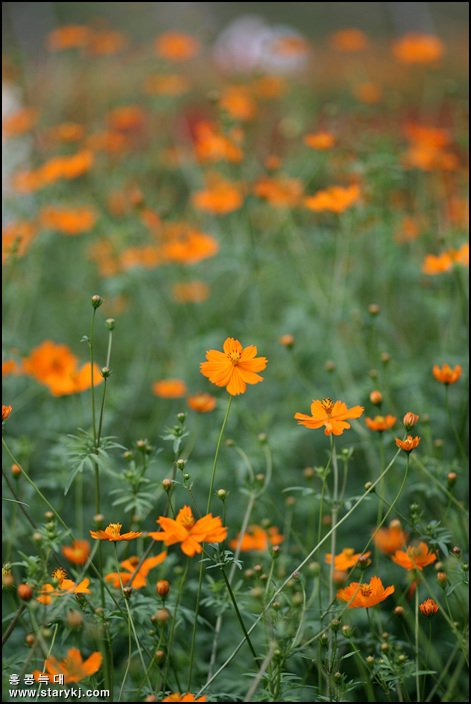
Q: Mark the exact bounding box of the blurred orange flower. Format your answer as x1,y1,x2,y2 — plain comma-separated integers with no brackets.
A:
62,540,91,565
2,405,12,421
22,341,103,397
86,30,128,56
149,505,227,557
192,176,244,215
229,525,284,552
2,359,21,377
2,221,37,263
108,105,146,132
365,415,396,431
372,520,409,554
422,244,468,274
329,28,369,52
305,184,360,213
105,553,167,589
2,107,38,138
193,121,244,164
90,523,142,542
392,33,445,64
325,548,371,570
46,122,85,143
173,281,210,303
33,648,102,684
154,31,200,62
303,131,336,150
187,392,217,413
352,82,383,104
200,337,267,396
219,86,257,122
419,598,439,616
152,379,188,398
144,73,190,97
295,398,364,436
162,694,207,703
395,435,421,453
432,363,462,384
47,25,93,51
252,175,303,208
391,542,437,571
336,576,394,608
39,206,96,235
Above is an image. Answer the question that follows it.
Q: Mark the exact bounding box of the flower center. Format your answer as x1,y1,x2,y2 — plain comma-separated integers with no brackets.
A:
52,567,68,585
227,350,241,365
360,584,372,597
180,513,195,530
374,415,385,424
321,397,334,414
343,548,355,558
409,546,423,558
107,523,122,539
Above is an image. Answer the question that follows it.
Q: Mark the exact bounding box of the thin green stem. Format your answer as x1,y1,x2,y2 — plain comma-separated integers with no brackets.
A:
445,383,467,462
415,580,420,703
221,568,258,663
164,557,190,692
207,394,232,513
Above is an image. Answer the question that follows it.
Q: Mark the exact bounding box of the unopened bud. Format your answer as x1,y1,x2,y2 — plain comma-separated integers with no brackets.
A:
369,390,382,405
279,334,295,348
403,412,419,431
368,304,380,315
101,367,111,379
156,580,170,599
342,624,352,638
162,479,173,492
18,584,33,602
447,472,457,487
395,606,405,617
217,489,227,501
91,294,103,309
437,572,448,587
11,463,21,478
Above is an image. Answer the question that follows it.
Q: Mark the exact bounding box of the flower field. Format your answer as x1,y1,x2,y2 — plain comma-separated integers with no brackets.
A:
2,4,469,702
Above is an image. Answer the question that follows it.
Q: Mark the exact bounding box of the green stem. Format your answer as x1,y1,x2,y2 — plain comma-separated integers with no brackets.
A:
445,383,467,462
415,581,420,703
164,557,190,692
221,568,258,663
207,394,232,513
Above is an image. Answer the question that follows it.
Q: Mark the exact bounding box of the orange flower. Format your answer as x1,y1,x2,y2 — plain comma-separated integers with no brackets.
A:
47,25,93,51
229,525,284,552
154,32,200,62
328,28,369,52
304,184,360,213
365,415,396,431
395,435,421,453
2,359,21,377
403,413,419,431
372,520,409,554
422,244,468,274
39,206,96,236
149,506,227,557
90,522,142,542
173,281,210,303
200,337,267,396
392,33,445,64
295,398,364,436
108,105,146,132
61,540,91,566
37,568,91,605
193,121,244,164
2,107,38,138
22,341,103,397
191,176,244,215
336,576,394,608
419,598,439,616
303,131,336,150
2,405,12,420
105,553,167,589
252,175,303,208
86,30,128,56
187,392,217,413
152,379,188,399
2,220,37,263
352,82,383,104
162,694,207,702
46,122,85,143
391,542,437,571
432,363,462,384
325,548,371,570
219,86,257,122
144,73,190,97
33,648,102,684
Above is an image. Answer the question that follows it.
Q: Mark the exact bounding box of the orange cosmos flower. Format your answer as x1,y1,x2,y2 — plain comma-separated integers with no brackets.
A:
2,220,37,263
252,175,304,208
39,206,96,236
303,131,336,150
86,29,128,56
22,341,103,397
391,542,437,571
395,435,421,453
2,359,21,377
105,553,167,589
108,105,146,132
2,107,38,139
336,576,394,608
193,121,244,164
173,281,210,303
325,548,371,570
2,404,12,420
219,86,257,122
46,122,85,143
62,540,91,565
162,694,207,702
154,32,200,62
200,337,267,396
373,520,409,554
328,28,369,52
152,378,188,399
90,522,142,542
352,82,383,104
304,184,360,213
295,397,364,436
422,244,469,274
365,415,396,431
149,506,227,557
34,648,102,684
229,525,284,552
37,568,91,605
187,392,217,413
47,25,93,51
419,598,439,616
432,363,462,384
392,33,445,64
191,176,244,215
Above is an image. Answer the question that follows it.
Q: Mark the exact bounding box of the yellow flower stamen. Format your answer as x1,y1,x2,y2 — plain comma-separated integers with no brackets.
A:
322,397,334,414
180,513,196,530
360,584,373,597
52,567,68,584
227,350,241,365
107,523,122,539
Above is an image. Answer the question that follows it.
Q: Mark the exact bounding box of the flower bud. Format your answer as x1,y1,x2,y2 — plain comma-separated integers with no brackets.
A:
25,634,35,647
369,390,382,405
452,546,461,557
403,412,419,431
162,479,173,492
105,318,115,330
91,294,103,309
123,586,133,599
94,513,104,527
18,583,33,601
66,609,84,629
11,463,21,478
330,618,341,632
154,650,165,664
437,572,448,587
447,472,457,487
341,624,352,638
368,303,380,315
217,488,227,501
153,608,170,624
279,334,294,348
176,458,186,470
394,606,405,617
325,360,335,372
177,412,186,424
156,580,170,599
